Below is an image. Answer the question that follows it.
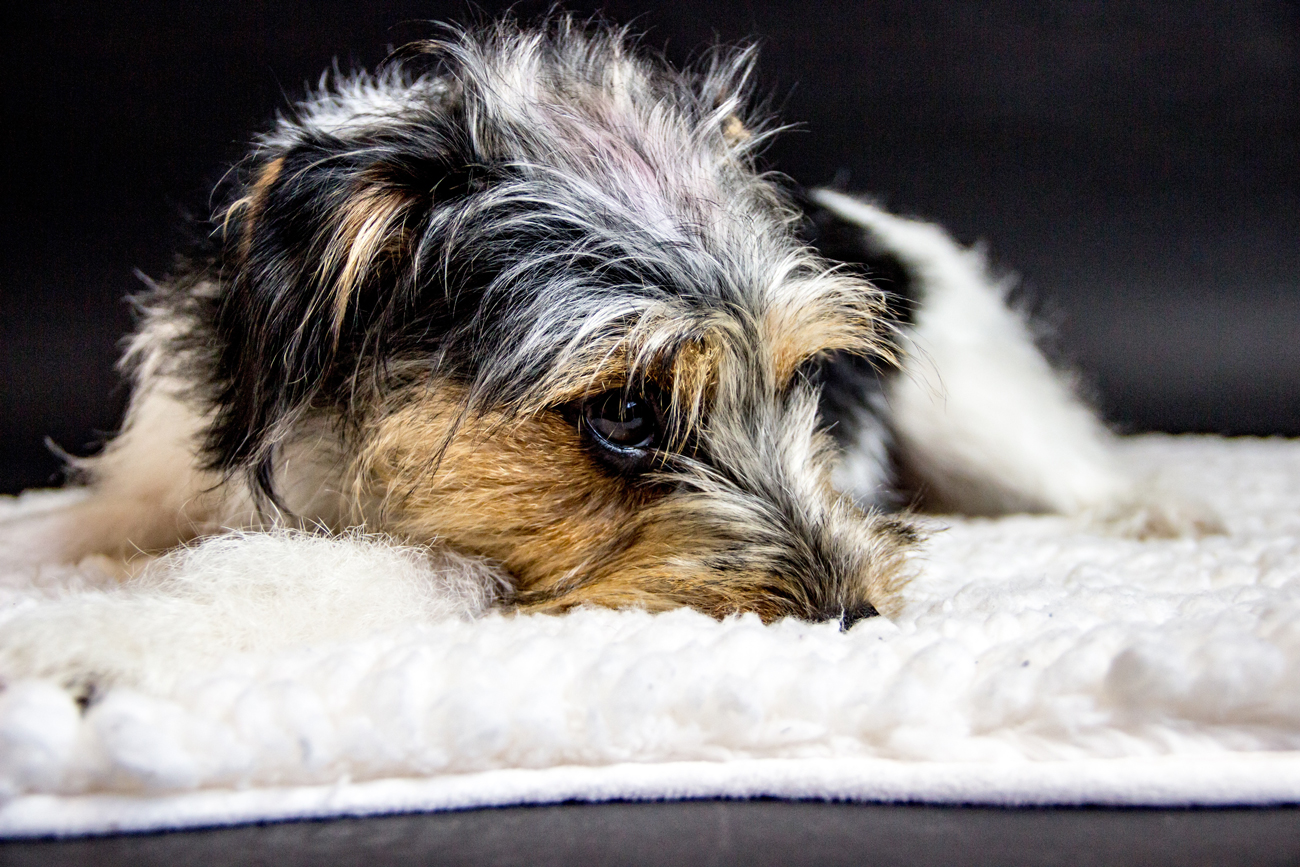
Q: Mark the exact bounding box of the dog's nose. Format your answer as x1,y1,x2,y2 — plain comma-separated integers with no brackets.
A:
837,601,879,631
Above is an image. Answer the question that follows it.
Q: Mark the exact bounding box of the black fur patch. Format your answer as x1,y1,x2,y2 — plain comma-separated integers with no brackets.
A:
793,186,916,329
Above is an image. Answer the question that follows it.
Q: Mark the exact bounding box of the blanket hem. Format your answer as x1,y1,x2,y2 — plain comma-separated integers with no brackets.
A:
7,753,1300,838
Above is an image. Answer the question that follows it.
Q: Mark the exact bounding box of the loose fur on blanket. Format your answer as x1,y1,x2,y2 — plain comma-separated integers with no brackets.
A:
2,435,1298,808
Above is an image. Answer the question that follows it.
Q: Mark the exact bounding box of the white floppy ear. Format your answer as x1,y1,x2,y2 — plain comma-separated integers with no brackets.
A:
811,189,1221,537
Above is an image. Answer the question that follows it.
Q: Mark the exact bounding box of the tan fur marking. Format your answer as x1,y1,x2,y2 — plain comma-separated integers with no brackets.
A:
513,335,720,452
524,344,632,413
226,156,285,257
356,383,646,596
722,114,751,146
763,291,894,385
353,378,909,621
660,339,719,447
319,186,412,338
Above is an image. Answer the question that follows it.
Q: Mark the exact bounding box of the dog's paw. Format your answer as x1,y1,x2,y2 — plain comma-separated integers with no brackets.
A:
1085,490,1225,540
76,552,154,584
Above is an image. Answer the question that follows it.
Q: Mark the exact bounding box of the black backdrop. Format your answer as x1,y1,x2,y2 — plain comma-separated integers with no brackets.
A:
3,0,1298,494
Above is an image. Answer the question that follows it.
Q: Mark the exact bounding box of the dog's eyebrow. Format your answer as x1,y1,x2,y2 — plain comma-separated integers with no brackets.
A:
629,338,721,449
496,324,720,451
761,272,895,386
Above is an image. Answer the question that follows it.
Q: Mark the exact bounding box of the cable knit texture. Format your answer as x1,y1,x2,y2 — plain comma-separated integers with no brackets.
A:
3,435,1300,835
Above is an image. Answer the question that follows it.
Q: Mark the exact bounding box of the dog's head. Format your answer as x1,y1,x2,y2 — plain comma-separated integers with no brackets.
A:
187,19,912,622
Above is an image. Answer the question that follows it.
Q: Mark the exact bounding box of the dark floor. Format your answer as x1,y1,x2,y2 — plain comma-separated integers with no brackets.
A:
6,800,1300,867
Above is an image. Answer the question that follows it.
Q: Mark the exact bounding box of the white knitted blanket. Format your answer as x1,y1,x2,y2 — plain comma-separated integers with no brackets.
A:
3,435,1299,836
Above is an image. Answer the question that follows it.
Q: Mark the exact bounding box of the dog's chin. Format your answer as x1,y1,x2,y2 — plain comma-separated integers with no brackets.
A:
511,568,887,626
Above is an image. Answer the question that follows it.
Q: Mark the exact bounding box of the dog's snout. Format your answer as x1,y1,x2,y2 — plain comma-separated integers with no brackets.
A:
838,601,879,631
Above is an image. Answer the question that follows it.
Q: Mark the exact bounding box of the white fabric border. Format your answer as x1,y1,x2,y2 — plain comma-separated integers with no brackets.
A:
5,753,1300,838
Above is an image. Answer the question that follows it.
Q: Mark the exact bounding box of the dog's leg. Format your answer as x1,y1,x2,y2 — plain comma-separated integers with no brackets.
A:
810,189,1219,536
0,388,243,570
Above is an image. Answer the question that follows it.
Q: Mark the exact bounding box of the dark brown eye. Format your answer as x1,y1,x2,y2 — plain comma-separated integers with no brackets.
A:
582,390,659,452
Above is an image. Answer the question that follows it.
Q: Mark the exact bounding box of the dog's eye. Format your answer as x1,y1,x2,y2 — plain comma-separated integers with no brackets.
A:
582,390,659,452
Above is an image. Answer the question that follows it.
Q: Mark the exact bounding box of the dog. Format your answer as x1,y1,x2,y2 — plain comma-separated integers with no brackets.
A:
0,17,1214,625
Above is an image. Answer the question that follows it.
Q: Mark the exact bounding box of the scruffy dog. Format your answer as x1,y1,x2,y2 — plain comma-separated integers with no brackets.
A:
1,19,1208,624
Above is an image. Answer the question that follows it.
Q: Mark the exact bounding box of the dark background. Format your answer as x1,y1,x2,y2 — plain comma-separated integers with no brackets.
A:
3,0,1298,494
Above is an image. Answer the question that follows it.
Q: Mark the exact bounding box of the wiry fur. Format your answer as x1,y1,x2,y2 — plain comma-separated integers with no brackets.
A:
0,18,1215,625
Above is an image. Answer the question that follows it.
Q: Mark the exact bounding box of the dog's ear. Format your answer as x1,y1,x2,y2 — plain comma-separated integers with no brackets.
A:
207,123,473,492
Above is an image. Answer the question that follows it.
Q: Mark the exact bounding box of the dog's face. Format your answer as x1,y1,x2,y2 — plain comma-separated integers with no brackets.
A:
183,22,912,622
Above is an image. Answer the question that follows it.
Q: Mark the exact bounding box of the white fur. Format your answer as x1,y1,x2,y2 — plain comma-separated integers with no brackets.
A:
263,70,448,148
0,530,506,697
814,189,1219,535
0,391,222,566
